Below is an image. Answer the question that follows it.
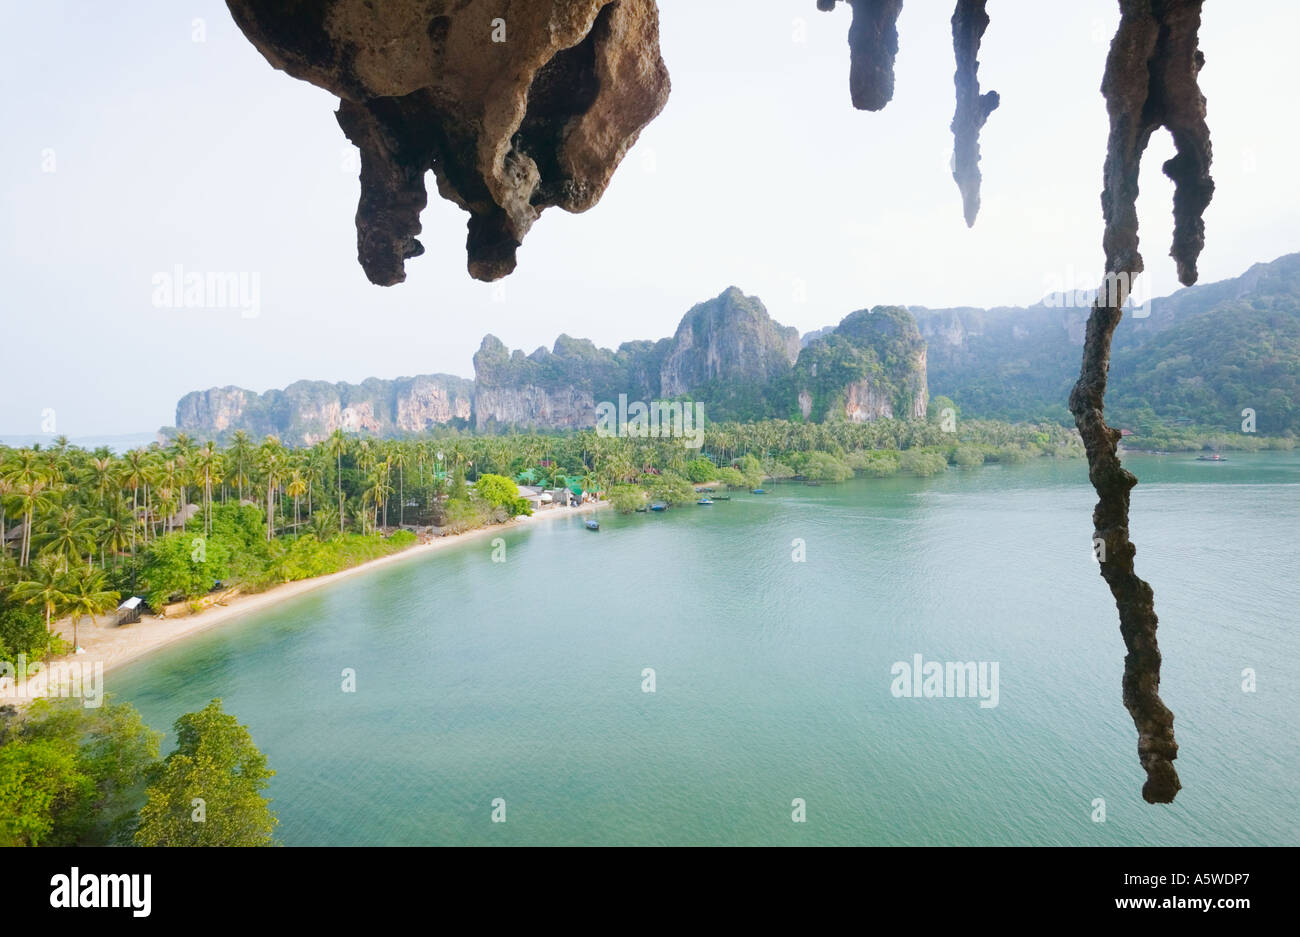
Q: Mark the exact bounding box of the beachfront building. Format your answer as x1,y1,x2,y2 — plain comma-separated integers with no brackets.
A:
517,485,552,511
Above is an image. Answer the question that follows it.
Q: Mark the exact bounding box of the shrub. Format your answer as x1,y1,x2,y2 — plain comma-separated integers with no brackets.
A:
685,458,717,483
609,485,645,514
716,467,747,488
798,451,854,482
847,450,901,477
900,449,948,476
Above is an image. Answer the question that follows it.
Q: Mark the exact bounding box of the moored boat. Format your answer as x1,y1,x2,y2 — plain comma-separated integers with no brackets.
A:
697,497,713,505
650,502,668,511
585,519,600,530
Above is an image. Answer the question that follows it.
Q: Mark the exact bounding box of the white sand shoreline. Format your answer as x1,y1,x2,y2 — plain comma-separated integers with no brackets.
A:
2,501,607,703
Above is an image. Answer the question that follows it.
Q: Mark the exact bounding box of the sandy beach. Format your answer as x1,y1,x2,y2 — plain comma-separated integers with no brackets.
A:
2,500,607,704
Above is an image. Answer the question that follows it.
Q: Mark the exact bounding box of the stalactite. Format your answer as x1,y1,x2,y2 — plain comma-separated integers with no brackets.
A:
950,0,998,227
817,0,904,111
1069,0,1213,804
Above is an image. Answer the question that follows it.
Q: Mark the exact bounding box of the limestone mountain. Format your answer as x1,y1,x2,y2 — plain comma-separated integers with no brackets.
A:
167,286,932,442
658,287,802,417
912,252,1300,432
173,375,474,445
789,306,929,422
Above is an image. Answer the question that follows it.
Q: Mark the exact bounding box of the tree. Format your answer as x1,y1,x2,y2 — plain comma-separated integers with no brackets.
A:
685,457,717,483
326,429,348,535
63,568,119,652
39,503,96,573
11,555,72,633
286,468,307,531
257,437,285,542
227,431,254,503
609,484,644,513
134,699,277,846
0,698,161,845
390,443,410,526
449,464,468,501
474,473,530,516
0,738,90,846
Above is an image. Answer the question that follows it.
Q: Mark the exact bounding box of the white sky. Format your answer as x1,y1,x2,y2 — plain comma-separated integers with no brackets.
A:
2,0,1297,435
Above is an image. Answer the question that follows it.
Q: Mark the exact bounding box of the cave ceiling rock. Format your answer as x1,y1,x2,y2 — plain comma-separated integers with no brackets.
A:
226,0,671,284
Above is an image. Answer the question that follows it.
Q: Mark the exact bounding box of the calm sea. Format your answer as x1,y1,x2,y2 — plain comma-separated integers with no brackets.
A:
110,452,1300,845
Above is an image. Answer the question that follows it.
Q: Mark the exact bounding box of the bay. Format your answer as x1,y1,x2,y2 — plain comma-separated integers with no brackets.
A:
109,452,1300,845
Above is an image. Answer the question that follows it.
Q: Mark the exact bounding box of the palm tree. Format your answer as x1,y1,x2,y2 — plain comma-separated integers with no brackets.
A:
159,459,181,533
12,478,54,566
326,429,348,534
363,470,392,534
304,446,327,519
0,475,11,559
308,510,336,542
39,503,97,573
258,437,285,541
88,455,117,506
389,443,411,527
286,467,307,531
195,441,221,535
12,556,72,633
120,448,149,555
227,430,254,503
63,568,119,651
96,498,133,570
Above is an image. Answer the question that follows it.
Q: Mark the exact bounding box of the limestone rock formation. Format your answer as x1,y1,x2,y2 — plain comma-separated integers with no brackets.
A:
225,0,670,284
659,288,801,398
173,374,473,445
792,306,929,422
174,387,251,437
471,335,606,431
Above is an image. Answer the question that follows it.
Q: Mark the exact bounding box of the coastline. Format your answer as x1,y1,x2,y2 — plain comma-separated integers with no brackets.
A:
5,500,607,703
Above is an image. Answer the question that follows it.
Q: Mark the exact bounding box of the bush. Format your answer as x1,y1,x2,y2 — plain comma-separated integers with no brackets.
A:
0,697,161,846
685,458,717,483
734,454,764,488
648,472,697,506
716,467,747,488
609,485,645,514
387,530,417,547
0,600,52,661
900,449,948,476
798,451,854,482
137,531,234,610
847,450,900,477
474,474,531,517
953,445,985,468
441,498,484,535
768,461,798,480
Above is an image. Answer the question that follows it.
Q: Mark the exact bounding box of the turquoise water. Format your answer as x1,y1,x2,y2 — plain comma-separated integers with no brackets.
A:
110,453,1300,845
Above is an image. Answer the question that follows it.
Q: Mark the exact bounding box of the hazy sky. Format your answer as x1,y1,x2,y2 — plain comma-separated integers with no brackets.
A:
3,0,1297,436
